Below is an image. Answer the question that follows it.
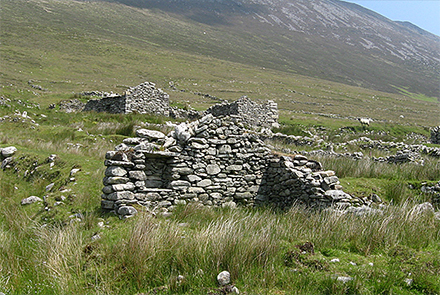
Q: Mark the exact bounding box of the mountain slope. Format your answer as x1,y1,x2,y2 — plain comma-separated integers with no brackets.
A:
97,0,440,98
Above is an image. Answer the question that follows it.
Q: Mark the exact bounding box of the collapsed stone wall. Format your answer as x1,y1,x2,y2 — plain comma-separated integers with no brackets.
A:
83,82,171,116
431,126,440,144
101,114,361,217
83,82,279,128
205,96,279,129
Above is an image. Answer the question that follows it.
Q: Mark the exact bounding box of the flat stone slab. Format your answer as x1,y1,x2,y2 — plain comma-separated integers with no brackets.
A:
138,151,178,158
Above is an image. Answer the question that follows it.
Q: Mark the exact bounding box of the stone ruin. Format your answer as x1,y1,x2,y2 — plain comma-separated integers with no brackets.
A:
101,114,363,218
431,126,440,144
83,82,198,119
82,81,279,128
205,96,279,129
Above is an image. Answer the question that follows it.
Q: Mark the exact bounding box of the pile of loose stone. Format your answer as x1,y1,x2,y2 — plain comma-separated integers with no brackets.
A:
432,126,440,144
101,114,364,218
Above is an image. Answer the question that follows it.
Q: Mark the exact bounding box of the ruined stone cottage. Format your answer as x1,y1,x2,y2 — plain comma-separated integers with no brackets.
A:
83,81,279,128
101,114,360,217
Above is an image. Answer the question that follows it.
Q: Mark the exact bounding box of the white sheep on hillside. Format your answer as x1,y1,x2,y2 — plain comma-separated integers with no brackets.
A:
359,118,372,126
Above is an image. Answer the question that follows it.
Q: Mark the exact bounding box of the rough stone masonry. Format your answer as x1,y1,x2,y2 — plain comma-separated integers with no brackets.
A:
82,81,279,128
101,114,362,217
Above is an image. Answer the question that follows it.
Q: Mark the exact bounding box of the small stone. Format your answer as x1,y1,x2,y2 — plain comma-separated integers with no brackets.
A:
45,183,55,192
21,196,43,205
197,179,212,187
1,146,17,158
330,258,340,263
206,164,221,175
105,166,127,177
118,206,138,216
70,168,81,176
91,234,101,241
217,270,231,286
129,170,147,180
337,276,353,283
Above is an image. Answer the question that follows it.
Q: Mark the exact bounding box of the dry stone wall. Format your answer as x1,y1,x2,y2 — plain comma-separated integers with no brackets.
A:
101,114,361,217
83,82,279,128
205,96,279,129
431,126,440,144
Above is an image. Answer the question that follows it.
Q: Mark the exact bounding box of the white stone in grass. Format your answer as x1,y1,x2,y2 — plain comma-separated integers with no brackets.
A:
337,276,353,283
217,270,231,286
21,196,43,205
1,146,17,158
330,258,340,263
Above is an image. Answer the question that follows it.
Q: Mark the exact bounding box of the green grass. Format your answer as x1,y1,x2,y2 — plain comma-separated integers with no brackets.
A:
1,0,439,127
0,1,439,293
395,86,440,103
0,95,439,294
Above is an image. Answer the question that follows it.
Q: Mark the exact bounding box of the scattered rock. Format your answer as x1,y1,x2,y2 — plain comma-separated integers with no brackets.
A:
118,205,138,217
217,271,231,286
21,196,43,205
1,146,17,158
337,276,353,283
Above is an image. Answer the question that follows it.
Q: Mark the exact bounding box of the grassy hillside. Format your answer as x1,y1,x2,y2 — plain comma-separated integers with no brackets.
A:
1,0,440,294
1,0,439,122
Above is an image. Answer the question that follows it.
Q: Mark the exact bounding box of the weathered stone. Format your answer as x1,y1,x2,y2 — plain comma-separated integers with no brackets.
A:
188,187,206,194
324,190,351,201
21,196,42,205
1,146,17,158
163,137,177,148
217,271,231,286
118,206,138,216
105,166,127,177
197,179,212,187
227,164,243,171
129,170,147,180
101,200,115,209
136,129,166,140
172,167,193,175
170,180,191,190
103,177,130,185
101,112,356,216
206,164,221,175
187,175,202,182
235,192,253,199
106,191,134,201
219,145,232,154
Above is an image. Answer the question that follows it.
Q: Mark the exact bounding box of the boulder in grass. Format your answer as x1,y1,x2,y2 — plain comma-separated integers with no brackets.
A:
21,196,43,205
1,146,17,158
217,271,231,286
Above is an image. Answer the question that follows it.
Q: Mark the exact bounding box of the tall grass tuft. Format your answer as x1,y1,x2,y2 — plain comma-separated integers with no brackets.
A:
35,224,84,293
